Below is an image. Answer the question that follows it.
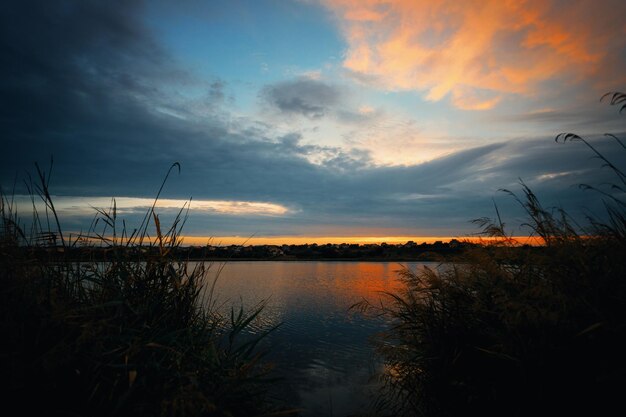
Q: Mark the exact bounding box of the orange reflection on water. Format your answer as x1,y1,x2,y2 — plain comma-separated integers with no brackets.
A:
324,261,407,301
200,260,420,319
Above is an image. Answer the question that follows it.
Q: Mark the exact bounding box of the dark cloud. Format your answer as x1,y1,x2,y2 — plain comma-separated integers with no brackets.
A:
0,0,168,129
260,77,385,127
0,0,187,187
260,78,342,119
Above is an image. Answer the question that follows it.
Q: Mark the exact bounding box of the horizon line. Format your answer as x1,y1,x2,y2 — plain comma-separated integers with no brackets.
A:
175,235,543,246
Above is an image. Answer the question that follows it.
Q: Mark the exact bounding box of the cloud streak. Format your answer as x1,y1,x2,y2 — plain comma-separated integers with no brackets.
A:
12,196,290,217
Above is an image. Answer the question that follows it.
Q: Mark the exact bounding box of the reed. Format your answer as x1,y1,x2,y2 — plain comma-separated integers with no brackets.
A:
357,94,626,416
0,163,291,416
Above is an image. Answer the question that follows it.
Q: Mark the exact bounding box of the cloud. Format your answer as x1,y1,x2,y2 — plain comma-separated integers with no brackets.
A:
12,196,289,217
260,77,342,119
323,0,626,109
260,76,387,124
274,133,373,169
2,0,625,238
259,76,447,166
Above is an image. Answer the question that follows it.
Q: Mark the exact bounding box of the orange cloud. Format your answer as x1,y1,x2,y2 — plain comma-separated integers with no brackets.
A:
324,0,625,109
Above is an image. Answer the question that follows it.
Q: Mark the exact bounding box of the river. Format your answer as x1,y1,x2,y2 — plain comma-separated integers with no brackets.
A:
200,261,437,416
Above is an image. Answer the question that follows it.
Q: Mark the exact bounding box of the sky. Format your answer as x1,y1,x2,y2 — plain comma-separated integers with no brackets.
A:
1,0,625,245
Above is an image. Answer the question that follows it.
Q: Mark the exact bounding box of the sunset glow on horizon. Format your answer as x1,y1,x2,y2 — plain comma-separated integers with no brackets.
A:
177,235,545,247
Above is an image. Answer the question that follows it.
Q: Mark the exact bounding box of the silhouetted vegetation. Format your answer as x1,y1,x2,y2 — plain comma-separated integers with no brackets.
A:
0,164,292,416
17,239,477,262
357,94,626,416
212,239,474,261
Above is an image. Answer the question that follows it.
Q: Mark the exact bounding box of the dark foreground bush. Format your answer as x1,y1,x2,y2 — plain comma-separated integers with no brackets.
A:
360,94,626,417
0,164,290,416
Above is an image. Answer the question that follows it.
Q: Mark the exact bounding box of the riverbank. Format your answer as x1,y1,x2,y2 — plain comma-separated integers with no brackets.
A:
9,239,546,263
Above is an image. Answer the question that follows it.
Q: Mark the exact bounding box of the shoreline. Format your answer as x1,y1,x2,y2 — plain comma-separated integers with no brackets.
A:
183,257,448,262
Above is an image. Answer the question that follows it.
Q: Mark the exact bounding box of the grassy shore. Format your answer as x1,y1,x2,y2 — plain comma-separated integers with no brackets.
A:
0,164,293,417
357,93,626,417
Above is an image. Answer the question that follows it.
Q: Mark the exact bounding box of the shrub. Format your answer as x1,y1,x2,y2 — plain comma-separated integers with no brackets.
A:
0,163,288,416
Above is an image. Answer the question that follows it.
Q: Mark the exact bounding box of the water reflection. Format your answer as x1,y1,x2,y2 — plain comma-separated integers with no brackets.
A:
199,261,434,416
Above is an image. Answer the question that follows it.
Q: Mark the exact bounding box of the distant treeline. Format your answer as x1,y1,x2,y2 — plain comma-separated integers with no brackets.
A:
16,238,545,261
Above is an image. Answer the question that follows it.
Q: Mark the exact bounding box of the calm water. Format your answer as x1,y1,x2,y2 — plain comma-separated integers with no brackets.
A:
200,261,436,416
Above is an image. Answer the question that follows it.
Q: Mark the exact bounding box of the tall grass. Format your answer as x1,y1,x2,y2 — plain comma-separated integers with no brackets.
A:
0,163,291,416
358,94,626,416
